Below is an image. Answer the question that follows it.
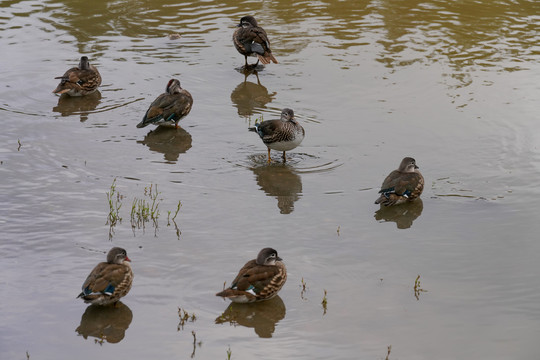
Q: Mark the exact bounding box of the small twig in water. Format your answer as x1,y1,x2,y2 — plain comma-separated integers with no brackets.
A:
177,307,197,331
300,277,307,300
385,345,392,360
414,275,427,300
94,332,106,345
190,330,200,358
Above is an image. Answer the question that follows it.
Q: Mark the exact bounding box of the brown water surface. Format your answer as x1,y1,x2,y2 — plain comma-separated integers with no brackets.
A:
1,1,540,359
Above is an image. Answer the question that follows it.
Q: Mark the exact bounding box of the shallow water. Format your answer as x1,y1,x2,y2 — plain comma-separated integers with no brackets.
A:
1,0,540,359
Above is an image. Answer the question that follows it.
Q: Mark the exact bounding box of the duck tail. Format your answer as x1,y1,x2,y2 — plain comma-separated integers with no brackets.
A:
267,53,278,64
257,53,278,65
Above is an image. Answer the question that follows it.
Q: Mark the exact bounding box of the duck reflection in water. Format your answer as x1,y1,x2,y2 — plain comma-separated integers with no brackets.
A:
137,126,192,163
215,295,285,338
52,91,101,122
251,163,302,214
374,198,424,229
230,71,276,117
76,302,133,344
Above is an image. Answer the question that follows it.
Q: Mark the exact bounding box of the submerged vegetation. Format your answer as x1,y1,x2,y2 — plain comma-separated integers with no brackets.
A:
105,179,182,240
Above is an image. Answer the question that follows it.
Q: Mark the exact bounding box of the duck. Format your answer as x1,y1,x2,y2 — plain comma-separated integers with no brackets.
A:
233,15,278,68
136,78,193,129
375,157,424,206
77,247,133,306
53,56,102,96
216,248,287,303
249,108,305,163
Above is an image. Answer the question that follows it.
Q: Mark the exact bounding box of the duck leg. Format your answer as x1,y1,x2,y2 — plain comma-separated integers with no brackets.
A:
245,58,259,70
282,151,287,163
267,148,272,163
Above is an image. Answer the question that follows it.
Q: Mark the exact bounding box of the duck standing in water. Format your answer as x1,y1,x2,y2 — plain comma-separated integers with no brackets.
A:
136,78,193,129
233,15,278,68
249,108,305,163
216,248,287,303
53,56,102,96
77,247,133,306
375,157,424,206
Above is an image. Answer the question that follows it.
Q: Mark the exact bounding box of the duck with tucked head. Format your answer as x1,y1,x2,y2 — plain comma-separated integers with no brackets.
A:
53,56,102,96
216,248,287,303
77,247,133,306
136,79,193,129
233,15,278,68
249,108,305,163
375,157,424,206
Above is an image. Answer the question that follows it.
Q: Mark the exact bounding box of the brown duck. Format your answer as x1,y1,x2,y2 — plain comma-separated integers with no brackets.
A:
233,15,278,68
216,248,287,303
77,247,133,306
249,108,305,163
53,56,101,96
375,157,424,206
136,78,193,129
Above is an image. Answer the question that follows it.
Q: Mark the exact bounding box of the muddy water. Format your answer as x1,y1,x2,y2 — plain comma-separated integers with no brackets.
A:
1,0,539,359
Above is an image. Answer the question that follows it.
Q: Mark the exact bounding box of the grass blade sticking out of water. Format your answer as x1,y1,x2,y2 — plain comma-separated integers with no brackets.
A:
106,178,123,240
321,289,328,315
147,184,160,229
167,200,182,240
105,179,182,239
130,197,149,232
130,184,163,237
